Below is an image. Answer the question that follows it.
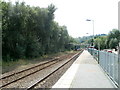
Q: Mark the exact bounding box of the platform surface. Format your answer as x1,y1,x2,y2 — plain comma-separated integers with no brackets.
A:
52,50,116,88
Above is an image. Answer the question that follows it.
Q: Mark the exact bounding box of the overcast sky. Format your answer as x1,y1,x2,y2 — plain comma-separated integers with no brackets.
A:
6,0,119,38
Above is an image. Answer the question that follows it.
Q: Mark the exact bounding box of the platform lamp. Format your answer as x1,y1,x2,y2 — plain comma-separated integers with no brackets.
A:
86,19,94,47
86,19,94,55
118,2,120,87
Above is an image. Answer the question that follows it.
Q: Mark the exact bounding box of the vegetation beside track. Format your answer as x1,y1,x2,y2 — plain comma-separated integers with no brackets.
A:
1,1,81,74
2,50,79,74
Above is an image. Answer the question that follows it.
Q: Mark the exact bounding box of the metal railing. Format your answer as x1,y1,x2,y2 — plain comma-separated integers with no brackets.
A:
88,48,120,87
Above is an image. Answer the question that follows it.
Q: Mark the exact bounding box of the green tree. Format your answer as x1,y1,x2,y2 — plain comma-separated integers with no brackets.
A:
94,36,107,50
2,1,74,61
106,29,120,49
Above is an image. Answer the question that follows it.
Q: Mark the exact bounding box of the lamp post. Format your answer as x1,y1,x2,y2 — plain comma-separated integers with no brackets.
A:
86,19,94,47
118,2,120,84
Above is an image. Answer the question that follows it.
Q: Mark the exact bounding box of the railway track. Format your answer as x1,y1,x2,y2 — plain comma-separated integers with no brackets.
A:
1,58,60,88
28,51,82,89
1,50,83,89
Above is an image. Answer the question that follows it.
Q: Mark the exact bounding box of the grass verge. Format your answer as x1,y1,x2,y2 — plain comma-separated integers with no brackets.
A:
2,50,77,74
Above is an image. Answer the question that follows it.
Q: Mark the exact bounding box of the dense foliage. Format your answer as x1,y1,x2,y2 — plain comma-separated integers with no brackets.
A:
94,36,107,49
2,1,75,61
94,29,120,50
79,29,120,50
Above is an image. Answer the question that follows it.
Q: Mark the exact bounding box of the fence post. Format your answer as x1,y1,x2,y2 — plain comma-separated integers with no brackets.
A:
98,43,100,64
98,50,99,64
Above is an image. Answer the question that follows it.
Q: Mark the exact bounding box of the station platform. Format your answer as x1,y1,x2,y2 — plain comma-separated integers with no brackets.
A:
52,50,117,88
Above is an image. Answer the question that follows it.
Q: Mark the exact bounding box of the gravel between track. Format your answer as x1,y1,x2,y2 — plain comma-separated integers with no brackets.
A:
33,51,82,89
2,51,81,88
